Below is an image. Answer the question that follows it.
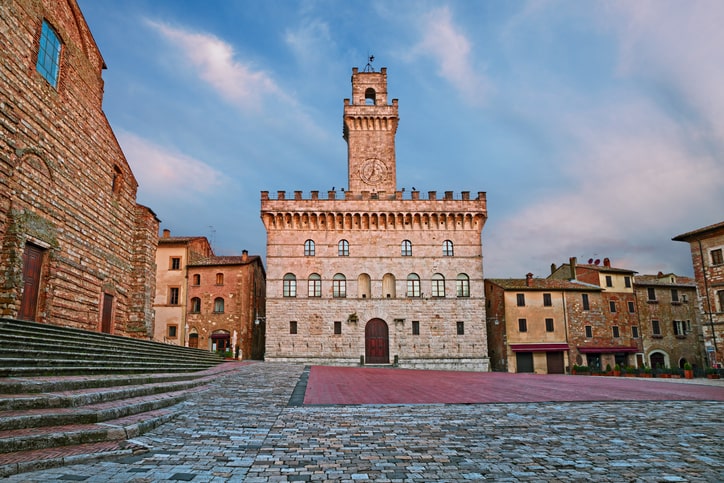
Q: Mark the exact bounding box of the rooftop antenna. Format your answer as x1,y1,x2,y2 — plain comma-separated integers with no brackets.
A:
208,225,216,250
364,54,375,72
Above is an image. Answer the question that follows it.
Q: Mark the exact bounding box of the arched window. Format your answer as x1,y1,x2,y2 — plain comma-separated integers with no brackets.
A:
308,273,321,297
216,273,224,285
407,273,421,297
190,297,201,313
338,239,349,256
358,273,371,299
443,240,454,256
283,273,297,297
192,274,200,286
401,240,412,256
456,273,470,298
333,273,347,298
213,297,224,313
431,273,445,297
304,239,315,256
365,87,376,105
382,273,396,298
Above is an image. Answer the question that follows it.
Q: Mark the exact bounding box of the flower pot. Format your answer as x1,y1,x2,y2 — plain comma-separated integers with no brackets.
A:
613,370,621,377
684,369,694,379
707,374,720,379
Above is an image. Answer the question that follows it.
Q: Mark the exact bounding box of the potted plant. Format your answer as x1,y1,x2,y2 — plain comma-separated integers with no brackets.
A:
706,368,720,379
642,365,653,378
683,362,694,379
605,363,612,376
624,366,637,377
613,364,621,377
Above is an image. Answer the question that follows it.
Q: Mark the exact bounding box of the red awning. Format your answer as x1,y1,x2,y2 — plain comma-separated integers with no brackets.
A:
509,343,569,352
577,346,638,354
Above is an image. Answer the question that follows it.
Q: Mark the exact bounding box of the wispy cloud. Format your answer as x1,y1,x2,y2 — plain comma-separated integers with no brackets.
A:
410,7,491,105
117,130,227,196
145,19,288,110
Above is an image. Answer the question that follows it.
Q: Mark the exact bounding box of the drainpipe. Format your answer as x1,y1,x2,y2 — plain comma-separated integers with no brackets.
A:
698,240,718,363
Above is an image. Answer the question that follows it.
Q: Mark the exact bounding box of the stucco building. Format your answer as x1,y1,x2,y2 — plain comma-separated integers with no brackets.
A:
186,251,266,360
0,0,159,336
261,67,489,370
153,230,213,344
673,221,724,367
550,258,642,370
485,274,602,373
634,273,703,370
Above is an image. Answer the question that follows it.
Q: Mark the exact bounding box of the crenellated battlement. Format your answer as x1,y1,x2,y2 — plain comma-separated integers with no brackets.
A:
261,190,485,202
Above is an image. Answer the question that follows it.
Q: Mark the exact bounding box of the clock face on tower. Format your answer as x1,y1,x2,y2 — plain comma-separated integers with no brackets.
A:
359,158,387,185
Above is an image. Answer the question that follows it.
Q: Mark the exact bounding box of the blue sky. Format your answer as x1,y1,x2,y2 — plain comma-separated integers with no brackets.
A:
76,0,724,279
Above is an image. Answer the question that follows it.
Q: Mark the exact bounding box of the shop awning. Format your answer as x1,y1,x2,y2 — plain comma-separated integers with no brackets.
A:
509,343,569,352
577,346,638,354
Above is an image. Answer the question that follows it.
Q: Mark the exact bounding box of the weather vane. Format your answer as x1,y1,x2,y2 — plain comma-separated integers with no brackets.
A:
364,54,375,72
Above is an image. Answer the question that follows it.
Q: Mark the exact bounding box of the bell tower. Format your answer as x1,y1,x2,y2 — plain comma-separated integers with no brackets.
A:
343,66,398,194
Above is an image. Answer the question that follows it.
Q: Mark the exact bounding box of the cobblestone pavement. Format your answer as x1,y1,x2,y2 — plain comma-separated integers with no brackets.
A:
6,363,723,482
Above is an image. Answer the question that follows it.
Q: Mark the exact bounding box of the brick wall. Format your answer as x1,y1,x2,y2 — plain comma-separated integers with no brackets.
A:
0,0,158,335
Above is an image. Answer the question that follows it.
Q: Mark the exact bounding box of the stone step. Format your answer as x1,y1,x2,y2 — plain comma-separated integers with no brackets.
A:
0,318,219,362
0,347,219,365
0,334,221,363
0,383,207,430
0,439,145,478
0,361,214,377
0,366,222,394
0,405,180,454
0,374,215,413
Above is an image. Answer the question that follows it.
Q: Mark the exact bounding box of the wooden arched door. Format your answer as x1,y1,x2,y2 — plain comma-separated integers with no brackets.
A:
365,318,389,364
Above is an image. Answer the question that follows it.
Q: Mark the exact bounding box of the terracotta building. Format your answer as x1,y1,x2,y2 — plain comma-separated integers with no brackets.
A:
673,221,724,367
634,273,703,370
186,251,266,360
550,258,642,370
485,275,602,373
261,67,489,370
153,230,213,344
0,0,159,336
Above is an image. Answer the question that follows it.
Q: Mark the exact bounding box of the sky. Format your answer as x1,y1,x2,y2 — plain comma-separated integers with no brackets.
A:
76,0,724,279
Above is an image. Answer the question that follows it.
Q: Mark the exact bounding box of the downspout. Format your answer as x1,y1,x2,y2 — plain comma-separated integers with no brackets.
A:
698,240,718,362
562,291,570,372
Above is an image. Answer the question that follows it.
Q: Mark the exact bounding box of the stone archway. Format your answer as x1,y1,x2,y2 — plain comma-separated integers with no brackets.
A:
365,318,389,364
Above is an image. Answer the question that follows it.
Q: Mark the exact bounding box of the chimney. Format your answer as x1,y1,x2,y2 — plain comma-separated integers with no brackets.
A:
526,273,534,287
242,250,248,262
603,257,611,268
162,229,170,238
550,263,557,275
569,257,577,281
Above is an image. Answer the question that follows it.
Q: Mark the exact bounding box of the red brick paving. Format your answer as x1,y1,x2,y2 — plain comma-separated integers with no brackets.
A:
304,366,724,405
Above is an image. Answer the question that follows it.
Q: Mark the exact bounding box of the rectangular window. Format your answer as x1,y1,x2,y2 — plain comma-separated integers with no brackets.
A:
624,276,631,288
545,318,554,332
333,279,347,298
686,320,692,333
652,319,661,336
718,290,724,312
612,326,620,338
334,321,342,335
169,287,179,305
168,325,177,338
673,320,686,336
647,287,656,301
711,248,723,265
628,301,635,313
518,318,527,332
289,321,298,335
605,275,613,287
516,293,525,307
543,293,552,307
585,325,592,338
216,273,224,285
36,20,62,87
456,321,465,335
582,293,590,311
170,257,181,270
609,301,616,313
632,326,639,338
671,289,679,303
412,320,420,335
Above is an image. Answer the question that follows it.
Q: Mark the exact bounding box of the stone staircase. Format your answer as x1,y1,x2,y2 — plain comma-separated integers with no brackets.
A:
0,318,238,476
